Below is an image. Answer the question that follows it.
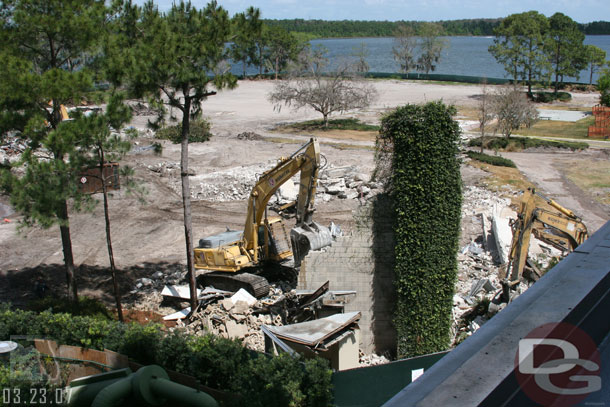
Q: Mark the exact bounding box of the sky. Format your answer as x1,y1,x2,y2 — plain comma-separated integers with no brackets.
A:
134,0,610,23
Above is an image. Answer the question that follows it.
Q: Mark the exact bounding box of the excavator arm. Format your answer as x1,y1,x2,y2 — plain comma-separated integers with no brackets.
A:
504,188,588,291
242,138,322,254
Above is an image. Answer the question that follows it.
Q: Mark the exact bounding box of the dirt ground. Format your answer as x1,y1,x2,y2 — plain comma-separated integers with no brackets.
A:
0,79,608,306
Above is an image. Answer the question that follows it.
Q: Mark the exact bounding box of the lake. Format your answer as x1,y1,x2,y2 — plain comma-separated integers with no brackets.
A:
232,35,610,84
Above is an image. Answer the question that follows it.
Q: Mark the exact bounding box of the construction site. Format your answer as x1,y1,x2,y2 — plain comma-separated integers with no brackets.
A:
2,79,610,405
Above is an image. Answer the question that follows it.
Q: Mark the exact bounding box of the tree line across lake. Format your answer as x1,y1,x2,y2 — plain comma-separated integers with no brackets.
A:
264,18,610,39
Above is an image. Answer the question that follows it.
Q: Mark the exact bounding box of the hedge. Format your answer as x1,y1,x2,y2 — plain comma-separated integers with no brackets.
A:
0,305,332,407
467,136,588,151
379,102,462,358
465,151,517,168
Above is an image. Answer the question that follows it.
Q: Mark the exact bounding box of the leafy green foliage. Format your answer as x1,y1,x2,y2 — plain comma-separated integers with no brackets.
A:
585,45,607,85
489,11,550,95
0,305,333,406
379,102,462,357
285,118,379,132
546,13,587,92
155,118,213,143
467,136,588,151
599,68,610,107
532,91,572,103
466,151,516,168
0,0,109,301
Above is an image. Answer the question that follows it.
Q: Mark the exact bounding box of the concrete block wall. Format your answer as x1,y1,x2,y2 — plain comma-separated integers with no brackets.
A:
298,195,397,356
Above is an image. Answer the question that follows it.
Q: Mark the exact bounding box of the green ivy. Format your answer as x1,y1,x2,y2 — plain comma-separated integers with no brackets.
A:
379,102,462,357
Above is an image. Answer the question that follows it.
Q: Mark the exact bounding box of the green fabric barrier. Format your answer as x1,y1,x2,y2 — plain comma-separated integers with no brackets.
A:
331,351,448,407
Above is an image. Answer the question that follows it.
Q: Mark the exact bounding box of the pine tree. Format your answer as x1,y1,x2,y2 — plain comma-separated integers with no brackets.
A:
0,0,107,301
126,0,237,311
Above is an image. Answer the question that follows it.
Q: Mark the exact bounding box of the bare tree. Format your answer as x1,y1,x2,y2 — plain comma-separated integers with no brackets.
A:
352,42,370,74
477,80,495,152
392,24,417,73
269,46,378,127
493,84,539,138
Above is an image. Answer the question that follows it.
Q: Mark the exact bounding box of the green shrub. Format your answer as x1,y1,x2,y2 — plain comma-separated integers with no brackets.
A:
532,91,572,103
468,136,588,151
156,118,212,143
0,305,332,406
466,151,516,168
379,101,462,357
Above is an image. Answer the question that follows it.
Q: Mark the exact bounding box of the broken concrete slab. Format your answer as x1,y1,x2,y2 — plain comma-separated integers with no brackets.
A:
221,298,234,311
225,320,248,339
230,288,257,306
232,300,250,315
265,311,361,347
163,307,191,321
491,204,516,264
162,285,202,300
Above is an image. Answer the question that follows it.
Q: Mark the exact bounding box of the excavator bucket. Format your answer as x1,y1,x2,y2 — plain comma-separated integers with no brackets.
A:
290,222,333,268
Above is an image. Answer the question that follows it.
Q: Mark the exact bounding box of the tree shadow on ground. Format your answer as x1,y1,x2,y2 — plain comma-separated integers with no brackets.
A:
0,261,186,310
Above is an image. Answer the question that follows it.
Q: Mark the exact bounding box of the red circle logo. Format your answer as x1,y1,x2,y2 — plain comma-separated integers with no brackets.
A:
514,322,601,406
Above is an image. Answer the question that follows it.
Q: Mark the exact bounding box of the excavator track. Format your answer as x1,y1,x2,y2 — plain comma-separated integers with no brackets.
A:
199,272,270,298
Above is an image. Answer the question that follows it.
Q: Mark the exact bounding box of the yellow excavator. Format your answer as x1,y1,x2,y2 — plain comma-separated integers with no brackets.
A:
194,138,333,297
500,187,588,302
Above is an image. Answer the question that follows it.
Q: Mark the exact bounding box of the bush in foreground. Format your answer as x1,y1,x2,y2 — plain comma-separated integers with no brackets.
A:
0,305,332,406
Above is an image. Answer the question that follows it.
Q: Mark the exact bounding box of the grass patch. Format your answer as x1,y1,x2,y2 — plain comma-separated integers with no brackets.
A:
466,151,516,167
279,117,379,132
467,159,533,193
468,136,588,151
518,116,595,140
565,159,610,205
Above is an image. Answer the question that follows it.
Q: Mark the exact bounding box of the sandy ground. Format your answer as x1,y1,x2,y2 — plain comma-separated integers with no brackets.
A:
0,79,608,304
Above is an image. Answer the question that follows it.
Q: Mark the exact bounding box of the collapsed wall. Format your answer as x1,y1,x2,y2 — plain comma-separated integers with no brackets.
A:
297,195,396,356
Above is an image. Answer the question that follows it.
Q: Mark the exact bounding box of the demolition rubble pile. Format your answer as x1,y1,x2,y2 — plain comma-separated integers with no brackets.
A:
155,281,364,364
451,185,565,345
145,160,381,204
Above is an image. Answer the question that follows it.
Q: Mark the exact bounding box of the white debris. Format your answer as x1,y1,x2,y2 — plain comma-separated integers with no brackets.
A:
230,288,257,306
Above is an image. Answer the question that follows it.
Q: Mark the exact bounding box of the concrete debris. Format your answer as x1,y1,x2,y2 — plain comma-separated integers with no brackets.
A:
143,159,380,203
452,184,561,346
277,178,298,201
263,312,361,371
359,352,390,367
164,281,357,353
230,288,257,306
236,131,263,141
492,205,516,264
163,307,191,321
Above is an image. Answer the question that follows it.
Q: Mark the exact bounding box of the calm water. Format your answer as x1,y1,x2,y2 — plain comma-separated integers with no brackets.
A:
232,35,610,84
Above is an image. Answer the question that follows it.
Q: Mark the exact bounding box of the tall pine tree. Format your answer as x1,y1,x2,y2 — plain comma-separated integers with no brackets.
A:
126,0,236,311
0,0,107,300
